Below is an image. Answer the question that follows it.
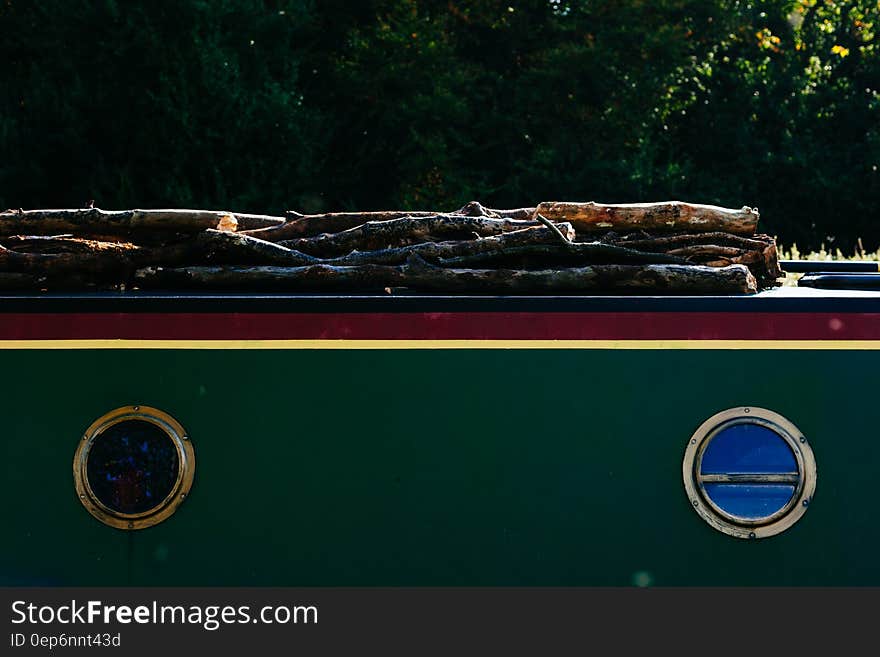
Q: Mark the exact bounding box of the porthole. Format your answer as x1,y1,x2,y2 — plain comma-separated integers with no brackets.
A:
683,407,816,539
73,406,195,530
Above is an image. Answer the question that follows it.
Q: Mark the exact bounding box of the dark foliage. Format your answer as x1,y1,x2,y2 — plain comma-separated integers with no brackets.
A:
1,1,878,249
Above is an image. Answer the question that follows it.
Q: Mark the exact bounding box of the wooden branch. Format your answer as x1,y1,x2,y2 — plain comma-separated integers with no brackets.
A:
665,244,780,282
0,240,144,275
2,235,139,255
536,201,759,235
192,229,319,266
134,256,756,294
134,262,407,290
407,258,757,294
607,232,781,282
667,244,755,261
230,213,287,230
452,201,539,220
534,213,572,244
241,210,443,241
277,215,552,257
242,203,544,242
40,230,314,267
0,208,241,237
455,201,499,217
451,201,536,219
438,242,689,268
326,224,574,266
610,232,772,251
483,207,537,220
0,236,195,277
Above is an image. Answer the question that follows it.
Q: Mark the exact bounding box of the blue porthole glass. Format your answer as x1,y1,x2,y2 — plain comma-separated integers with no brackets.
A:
701,484,795,520
683,408,817,539
698,422,799,520
700,423,797,474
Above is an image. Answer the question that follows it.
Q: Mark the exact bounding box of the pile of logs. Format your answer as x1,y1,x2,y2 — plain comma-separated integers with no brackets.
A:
0,201,781,294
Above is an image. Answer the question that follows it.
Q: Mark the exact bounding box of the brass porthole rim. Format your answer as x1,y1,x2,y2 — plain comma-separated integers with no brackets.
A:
682,407,817,539
73,405,195,530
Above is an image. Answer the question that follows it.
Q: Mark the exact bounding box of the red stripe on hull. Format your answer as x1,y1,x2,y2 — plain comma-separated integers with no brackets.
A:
0,312,877,341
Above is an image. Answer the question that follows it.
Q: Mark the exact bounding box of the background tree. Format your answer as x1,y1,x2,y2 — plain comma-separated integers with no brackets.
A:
1,0,878,249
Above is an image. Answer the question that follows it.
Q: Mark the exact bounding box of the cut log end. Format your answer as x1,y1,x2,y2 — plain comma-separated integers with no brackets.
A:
216,214,238,232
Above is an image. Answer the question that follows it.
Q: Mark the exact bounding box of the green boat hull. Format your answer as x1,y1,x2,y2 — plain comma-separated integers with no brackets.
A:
2,347,873,586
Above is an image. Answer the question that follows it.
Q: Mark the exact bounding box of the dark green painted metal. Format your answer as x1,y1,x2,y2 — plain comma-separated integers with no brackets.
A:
1,348,874,586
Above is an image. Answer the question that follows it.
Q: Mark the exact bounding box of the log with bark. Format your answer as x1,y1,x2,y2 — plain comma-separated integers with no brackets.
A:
0,208,284,237
536,201,759,235
324,224,574,266
604,232,781,284
191,229,320,266
0,235,203,277
438,241,690,269
135,255,756,294
243,210,443,241
0,239,144,276
241,201,537,242
276,215,558,257
231,213,287,230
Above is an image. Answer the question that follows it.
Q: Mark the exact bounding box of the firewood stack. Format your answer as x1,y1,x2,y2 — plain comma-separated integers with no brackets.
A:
0,201,780,294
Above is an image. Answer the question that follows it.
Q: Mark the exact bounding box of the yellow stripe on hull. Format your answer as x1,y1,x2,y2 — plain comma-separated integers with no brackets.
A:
2,339,880,350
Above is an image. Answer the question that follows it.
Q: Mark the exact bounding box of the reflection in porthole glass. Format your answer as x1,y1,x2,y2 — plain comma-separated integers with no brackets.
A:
86,420,180,514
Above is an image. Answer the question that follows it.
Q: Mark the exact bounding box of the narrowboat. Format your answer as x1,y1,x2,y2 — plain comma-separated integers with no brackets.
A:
3,266,880,586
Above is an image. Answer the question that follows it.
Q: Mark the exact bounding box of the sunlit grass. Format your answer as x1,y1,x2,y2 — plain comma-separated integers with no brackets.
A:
777,239,880,286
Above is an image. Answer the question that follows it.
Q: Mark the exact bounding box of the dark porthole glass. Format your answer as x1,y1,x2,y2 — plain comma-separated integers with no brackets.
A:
86,420,180,514
75,406,195,530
